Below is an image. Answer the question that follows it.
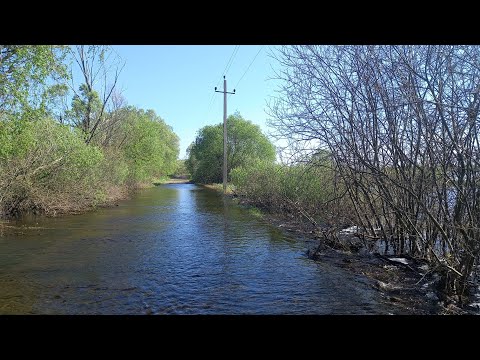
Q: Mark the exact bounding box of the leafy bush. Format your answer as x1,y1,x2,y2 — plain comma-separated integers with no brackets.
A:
231,158,337,222
117,107,179,184
0,118,104,216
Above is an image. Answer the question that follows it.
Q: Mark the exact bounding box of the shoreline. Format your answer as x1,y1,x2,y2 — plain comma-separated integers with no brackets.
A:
0,177,190,221
158,178,192,185
3,180,477,314
202,182,477,314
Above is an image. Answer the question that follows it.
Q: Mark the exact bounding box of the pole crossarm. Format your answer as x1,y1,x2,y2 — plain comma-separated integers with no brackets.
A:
215,90,236,95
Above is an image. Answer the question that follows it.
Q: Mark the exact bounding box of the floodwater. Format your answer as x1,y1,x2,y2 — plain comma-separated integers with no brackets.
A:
0,184,394,314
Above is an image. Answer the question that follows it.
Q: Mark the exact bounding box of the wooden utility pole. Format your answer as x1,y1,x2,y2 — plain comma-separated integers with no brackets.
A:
215,76,235,194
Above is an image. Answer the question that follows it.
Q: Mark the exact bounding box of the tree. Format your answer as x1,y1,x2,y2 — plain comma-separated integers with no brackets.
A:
0,46,181,218
187,113,276,183
172,159,189,179
0,45,68,118
115,107,179,183
93,90,127,148
67,45,124,144
268,45,480,297
71,83,102,137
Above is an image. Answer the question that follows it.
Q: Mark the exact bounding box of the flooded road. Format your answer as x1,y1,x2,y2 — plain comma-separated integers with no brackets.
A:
0,184,394,314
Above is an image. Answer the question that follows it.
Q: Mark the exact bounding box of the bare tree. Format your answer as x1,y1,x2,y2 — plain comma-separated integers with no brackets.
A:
269,45,480,297
68,45,125,144
92,90,128,148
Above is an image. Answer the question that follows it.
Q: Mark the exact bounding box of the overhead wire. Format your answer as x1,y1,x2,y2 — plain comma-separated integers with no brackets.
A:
216,45,240,88
204,45,240,123
234,45,264,90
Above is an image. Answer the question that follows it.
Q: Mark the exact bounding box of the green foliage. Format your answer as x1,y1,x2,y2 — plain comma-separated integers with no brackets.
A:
0,106,180,217
117,107,179,183
231,158,336,219
186,113,276,183
98,147,129,187
0,45,68,116
0,118,33,159
70,83,102,139
172,159,190,178
186,124,223,183
0,45,180,218
0,118,104,216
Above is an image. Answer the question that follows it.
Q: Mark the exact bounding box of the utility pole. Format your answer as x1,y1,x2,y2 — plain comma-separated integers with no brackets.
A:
215,76,235,194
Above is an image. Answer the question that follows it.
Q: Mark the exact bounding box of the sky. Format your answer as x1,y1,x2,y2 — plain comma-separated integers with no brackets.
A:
108,45,281,159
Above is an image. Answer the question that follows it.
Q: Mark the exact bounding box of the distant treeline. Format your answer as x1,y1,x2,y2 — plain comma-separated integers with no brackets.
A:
0,45,179,218
185,113,276,184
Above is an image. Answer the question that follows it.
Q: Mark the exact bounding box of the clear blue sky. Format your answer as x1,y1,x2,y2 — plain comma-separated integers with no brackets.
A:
110,45,279,159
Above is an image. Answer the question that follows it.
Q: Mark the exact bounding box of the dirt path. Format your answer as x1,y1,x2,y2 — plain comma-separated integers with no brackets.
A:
161,178,191,184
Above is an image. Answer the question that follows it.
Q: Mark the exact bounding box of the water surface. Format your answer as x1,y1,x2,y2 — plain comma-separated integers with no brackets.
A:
0,184,392,314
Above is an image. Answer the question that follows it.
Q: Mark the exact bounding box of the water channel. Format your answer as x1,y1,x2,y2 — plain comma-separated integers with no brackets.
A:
0,184,394,314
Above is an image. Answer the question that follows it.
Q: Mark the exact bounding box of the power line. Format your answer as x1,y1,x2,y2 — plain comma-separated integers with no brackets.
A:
216,45,240,88
224,45,240,76
205,45,240,123
234,45,264,89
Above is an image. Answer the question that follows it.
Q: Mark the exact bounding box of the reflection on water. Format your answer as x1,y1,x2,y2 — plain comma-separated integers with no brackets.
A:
1,184,391,314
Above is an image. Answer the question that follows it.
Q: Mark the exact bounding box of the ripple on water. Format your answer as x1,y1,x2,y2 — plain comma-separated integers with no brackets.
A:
0,184,392,314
